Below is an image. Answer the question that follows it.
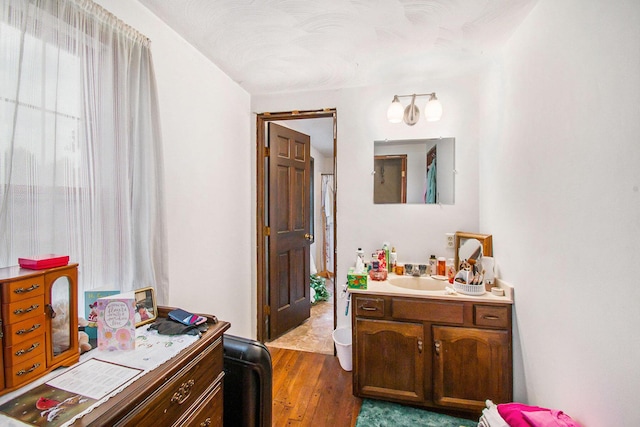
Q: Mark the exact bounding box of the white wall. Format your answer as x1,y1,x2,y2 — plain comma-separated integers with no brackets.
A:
479,0,640,425
97,0,254,337
253,76,482,329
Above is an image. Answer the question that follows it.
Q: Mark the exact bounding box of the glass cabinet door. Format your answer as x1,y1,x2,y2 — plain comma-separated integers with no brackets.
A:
45,266,79,368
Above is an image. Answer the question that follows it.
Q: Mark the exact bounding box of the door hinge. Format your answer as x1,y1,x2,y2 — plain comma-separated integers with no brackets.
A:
264,305,271,315
264,147,270,157
264,226,270,236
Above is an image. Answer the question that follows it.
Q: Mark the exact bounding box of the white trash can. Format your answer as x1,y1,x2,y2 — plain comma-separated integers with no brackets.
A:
332,328,352,371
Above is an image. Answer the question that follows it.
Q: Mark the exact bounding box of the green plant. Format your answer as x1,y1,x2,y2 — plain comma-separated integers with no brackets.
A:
310,275,329,303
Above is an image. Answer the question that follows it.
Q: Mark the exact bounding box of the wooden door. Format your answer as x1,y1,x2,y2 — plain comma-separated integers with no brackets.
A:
373,155,407,203
432,325,511,412
354,318,425,402
267,123,312,339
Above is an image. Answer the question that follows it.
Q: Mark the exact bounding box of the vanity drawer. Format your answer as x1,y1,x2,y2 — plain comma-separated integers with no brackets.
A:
4,334,45,367
354,296,385,318
120,337,223,426
2,294,45,324
392,298,463,324
1,276,44,303
474,305,510,328
4,351,47,388
3,314,45,347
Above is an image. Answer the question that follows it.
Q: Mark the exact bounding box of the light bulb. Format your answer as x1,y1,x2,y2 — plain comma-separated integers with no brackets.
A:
387,96,404,123
424,94,443,121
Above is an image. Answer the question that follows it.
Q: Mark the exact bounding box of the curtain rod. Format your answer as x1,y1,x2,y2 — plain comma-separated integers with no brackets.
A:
75,0,151,46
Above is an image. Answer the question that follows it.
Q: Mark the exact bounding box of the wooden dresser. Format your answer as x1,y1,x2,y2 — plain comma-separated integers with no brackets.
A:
73,308,230,427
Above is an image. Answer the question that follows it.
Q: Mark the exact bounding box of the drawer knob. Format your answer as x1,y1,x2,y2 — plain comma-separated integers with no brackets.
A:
200,418,211,427
15,342,40,356
360,305,378,311
171,379,195,405
16,362,41,376
482,315,500,320
13,284,40,294
16,323,41,335
14,304,40,315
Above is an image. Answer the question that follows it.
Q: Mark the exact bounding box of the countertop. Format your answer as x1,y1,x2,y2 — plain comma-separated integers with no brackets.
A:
348,273,514,304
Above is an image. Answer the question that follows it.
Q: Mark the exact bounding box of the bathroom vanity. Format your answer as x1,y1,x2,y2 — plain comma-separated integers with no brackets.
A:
350,275,512,415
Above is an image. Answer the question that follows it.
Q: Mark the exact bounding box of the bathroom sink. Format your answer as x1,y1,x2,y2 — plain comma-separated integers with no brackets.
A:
387,276,448,291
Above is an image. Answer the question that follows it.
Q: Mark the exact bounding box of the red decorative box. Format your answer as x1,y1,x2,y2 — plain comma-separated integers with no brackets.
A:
18,254,70,270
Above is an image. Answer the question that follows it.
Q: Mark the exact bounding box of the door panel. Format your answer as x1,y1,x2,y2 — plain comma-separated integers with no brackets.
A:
268,123,311,339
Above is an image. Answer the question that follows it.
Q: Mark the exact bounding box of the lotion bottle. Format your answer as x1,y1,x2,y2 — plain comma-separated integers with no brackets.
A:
390,247,397,273
429,255,437,276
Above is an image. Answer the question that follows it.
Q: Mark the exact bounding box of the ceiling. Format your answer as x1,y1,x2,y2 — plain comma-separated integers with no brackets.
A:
139,0,539,96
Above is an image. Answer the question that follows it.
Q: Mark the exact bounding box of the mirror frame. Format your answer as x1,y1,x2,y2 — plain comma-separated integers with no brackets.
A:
454,232,493,270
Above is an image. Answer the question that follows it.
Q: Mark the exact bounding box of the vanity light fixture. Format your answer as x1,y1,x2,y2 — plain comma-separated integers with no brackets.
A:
387,93,442,125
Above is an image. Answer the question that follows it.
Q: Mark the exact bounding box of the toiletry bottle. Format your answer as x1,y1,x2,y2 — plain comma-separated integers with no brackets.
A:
356,248,364,263
382,243,390,272
370,253,377,272
390,247,397,273
437,256,446,276
429,255,437,276
446,258,456,284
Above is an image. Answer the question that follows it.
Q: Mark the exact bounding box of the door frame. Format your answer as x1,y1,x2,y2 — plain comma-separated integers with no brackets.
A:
256,109,337,342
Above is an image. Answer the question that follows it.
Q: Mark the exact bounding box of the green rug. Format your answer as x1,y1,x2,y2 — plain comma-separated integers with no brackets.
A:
356,399,477,427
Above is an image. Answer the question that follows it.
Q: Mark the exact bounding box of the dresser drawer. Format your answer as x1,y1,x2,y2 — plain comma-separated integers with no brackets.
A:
178,380,224,427
4,334,45,366
354,296,385,318
2,294,45,324
4,351,47,388
1,276,44,303
120,337,224,426
4,314,45,347
474,305,510,328
392,298,464,324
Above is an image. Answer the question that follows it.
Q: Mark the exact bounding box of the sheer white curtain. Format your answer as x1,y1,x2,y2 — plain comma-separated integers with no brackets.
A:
0,0,168,305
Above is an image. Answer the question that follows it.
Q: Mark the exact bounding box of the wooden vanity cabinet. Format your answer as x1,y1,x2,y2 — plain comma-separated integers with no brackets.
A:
352,293,512,415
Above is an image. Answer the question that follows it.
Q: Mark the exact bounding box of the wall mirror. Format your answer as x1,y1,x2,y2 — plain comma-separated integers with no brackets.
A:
373,137,455,204
454,232,493,270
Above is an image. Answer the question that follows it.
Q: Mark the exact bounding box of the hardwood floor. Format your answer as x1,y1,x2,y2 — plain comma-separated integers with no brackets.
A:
268,346,362,427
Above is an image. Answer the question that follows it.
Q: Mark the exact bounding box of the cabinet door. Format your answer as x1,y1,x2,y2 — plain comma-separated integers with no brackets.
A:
432,326,511,412
44,266,79,369
354,319,424,402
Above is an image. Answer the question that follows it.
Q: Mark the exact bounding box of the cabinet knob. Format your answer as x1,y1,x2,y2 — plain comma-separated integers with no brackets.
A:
13,284,39,294
434,340,441,356
16,363,41,376
16,323,41,336
200,418,211,427
417,339,423,353
14,304,40,316
171,379,195,405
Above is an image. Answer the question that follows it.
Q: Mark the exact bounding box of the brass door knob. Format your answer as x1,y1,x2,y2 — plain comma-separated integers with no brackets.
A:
304,233,314,241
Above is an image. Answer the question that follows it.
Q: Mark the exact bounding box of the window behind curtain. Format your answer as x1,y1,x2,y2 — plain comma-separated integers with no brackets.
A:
0,0,168,308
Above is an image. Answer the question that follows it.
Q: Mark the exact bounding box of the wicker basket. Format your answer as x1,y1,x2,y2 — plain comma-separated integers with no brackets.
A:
453,282,485,295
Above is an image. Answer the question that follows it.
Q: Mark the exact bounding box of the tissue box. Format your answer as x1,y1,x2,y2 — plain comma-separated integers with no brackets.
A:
97,292,136,351
347,268,368,289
